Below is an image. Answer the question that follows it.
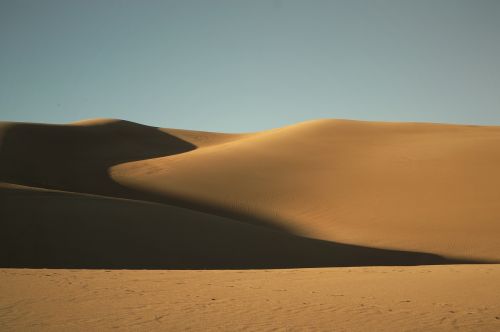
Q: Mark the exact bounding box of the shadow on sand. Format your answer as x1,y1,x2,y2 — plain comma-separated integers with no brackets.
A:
0,119,196,196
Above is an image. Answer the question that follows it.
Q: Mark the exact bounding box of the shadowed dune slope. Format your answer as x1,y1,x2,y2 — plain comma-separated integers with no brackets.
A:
0,183,469,269
0,119,243,197
1,118,499,268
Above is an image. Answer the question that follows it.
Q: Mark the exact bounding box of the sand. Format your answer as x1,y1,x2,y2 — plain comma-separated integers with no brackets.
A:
1,266,500,331
1,118,499,330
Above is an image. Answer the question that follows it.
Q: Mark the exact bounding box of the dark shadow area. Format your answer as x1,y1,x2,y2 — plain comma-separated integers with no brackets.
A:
0,120,195,196
0,185,488,269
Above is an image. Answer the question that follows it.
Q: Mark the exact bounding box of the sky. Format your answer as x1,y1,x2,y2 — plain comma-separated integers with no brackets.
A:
1,0,499,132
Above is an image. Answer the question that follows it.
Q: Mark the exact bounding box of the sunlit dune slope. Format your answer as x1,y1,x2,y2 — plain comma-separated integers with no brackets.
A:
112,119,500,261
1,118,499,266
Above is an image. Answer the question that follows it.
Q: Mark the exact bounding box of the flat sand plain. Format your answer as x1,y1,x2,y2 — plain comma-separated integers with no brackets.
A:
1,266,500,331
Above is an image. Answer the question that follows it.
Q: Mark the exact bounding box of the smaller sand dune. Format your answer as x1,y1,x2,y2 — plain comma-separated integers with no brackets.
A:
0,182,471,269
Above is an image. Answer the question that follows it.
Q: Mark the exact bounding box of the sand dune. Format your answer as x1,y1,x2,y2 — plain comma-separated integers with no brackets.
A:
1,118,500,267
1,182,467,269
112,119,500,261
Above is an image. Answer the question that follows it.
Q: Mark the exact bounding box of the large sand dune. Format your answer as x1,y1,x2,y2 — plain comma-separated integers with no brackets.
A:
1,118,499,267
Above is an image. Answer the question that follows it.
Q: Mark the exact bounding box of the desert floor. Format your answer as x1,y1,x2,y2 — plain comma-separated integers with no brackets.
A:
1,265,500,331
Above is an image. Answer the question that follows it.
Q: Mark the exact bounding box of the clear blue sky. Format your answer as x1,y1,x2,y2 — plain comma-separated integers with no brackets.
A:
1,0,499,132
